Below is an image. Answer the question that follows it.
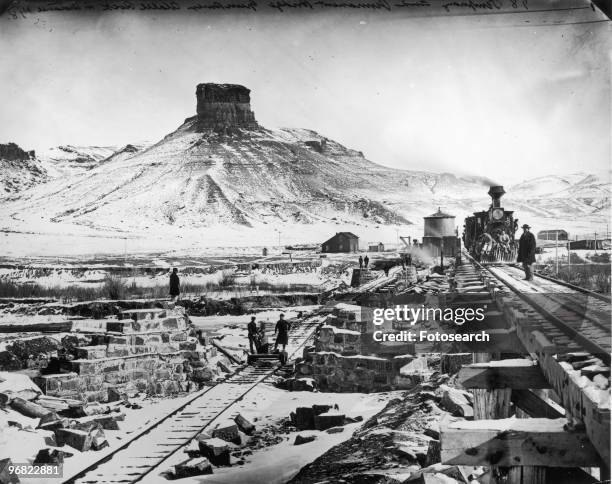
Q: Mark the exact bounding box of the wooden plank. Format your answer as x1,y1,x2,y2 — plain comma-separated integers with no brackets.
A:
459,361,550,389
441,418,601,467
511,389,565,419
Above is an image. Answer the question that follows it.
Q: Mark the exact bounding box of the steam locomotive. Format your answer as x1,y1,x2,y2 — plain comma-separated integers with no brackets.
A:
463,186,518,263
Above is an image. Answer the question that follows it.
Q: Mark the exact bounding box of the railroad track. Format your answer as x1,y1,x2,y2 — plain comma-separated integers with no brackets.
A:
64,316,323,484
466,254,611,364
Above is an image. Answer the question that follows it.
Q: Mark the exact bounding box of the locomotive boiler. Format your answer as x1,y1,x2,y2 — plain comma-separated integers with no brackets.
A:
463,186,518,263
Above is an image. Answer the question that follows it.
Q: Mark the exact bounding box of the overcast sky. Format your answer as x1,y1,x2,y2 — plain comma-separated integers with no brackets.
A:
0,3,609,183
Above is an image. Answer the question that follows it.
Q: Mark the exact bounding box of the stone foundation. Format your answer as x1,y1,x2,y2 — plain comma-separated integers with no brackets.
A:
296,351,423,393
35,306,215,402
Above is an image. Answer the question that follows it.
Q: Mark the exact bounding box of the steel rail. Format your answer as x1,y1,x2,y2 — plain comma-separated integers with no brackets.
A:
466,252,611,366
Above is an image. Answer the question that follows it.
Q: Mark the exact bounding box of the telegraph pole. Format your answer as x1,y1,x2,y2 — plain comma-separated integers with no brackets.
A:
555,232,558,276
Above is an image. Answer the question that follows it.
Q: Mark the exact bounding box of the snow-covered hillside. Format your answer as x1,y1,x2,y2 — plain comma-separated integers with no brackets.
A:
0,143,47,194
0,84,608,256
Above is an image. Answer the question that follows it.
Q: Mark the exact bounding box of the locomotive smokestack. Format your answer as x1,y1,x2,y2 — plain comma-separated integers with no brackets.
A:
488,185,505,208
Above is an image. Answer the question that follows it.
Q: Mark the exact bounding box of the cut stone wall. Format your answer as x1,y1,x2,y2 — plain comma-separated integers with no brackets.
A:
34,306,216,403
296,351,423,393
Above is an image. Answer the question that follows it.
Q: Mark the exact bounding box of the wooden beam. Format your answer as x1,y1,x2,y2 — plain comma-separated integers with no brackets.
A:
511,389,565,419
441,418,601,468
459,360,550,389
509,310,611,465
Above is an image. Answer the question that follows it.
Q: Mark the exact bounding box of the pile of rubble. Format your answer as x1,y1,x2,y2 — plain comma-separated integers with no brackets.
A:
288,371,484,484
164,413,258,479
0,370,141,475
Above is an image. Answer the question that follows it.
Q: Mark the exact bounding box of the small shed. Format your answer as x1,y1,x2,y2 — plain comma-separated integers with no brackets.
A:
321,232,359,253
538,229,568,241
368,242,384,252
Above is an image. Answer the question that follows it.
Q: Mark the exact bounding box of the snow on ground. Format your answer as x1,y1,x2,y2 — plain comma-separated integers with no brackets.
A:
147,386,401,484
1,391,204,484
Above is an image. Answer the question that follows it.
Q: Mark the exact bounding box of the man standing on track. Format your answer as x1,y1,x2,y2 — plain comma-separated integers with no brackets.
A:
274,313,290,352
517,224,536,281
247,316,258,354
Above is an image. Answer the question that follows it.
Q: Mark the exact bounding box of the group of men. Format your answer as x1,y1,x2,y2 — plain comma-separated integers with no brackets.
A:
247,314,290,354
358,255,369,269
167,268,290,354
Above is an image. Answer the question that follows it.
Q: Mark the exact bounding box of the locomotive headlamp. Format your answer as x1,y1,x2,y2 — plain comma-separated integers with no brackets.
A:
491,208,504,220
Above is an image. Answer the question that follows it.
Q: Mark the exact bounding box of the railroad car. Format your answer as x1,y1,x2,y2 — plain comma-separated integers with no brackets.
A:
463,186,518,263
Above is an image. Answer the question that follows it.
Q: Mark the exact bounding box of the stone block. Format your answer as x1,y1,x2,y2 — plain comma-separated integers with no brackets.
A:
76,346,107,360
174,458,213,478
440,385,473,419
314,412,345,431
212,421,240,445
91,429,109,451
197,437,231,466
55,428,93,452
295,407,315,430
294,434,317,445
105,321,128,333
82,374,105,389
34,373,83,395
92,414,122,430
103,371,132,386
179,341,197,351
39,416,70,433
162,317,180,330
83,390,109,403
106,344,130,357
234,414,255,435
170,331,188,341
33,448,70,465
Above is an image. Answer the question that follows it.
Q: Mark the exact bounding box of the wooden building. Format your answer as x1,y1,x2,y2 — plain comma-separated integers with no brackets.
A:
537,229,568,241
368,242,384,252
321,232,359,253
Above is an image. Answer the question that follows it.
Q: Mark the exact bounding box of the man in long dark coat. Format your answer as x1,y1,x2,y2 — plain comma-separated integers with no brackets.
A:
517,224,536,281
247,316,258,354
169,268,180,301
274,313,290,352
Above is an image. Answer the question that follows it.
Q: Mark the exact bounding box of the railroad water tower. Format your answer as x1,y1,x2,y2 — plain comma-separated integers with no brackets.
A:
423,208,459,258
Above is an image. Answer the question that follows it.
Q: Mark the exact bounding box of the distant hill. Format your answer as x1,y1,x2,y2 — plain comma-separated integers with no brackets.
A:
0,83,608,255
